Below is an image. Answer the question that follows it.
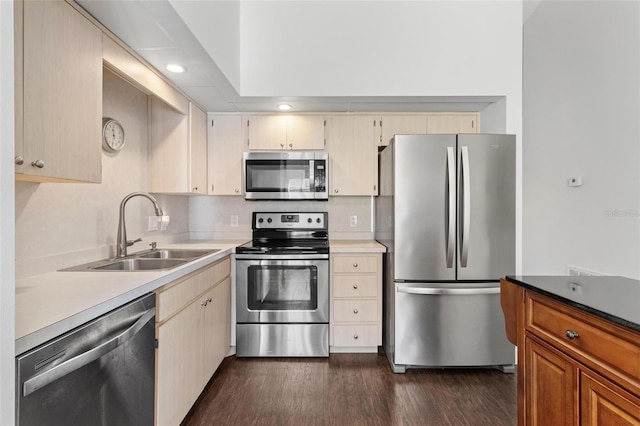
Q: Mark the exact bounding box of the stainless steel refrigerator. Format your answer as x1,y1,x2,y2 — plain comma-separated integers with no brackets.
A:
376,134,516,373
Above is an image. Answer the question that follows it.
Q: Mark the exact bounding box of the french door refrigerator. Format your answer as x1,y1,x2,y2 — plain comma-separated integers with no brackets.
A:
376,134,516,373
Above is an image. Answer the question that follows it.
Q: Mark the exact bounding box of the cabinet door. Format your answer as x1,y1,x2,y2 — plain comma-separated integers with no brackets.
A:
156,297,204,426
580,371,640,426
427,114,477,134
149,97,189,193
203,277,231,378
246,116,287,150
525,336,577,426
189,103,208,194
208,115,243,195
328,116,378,196
287,116,325,150
380,116,427,147
19,0,102,182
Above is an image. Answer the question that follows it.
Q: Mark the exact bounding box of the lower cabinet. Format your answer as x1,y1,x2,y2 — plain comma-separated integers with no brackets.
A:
330,253,382,352
155,257,231,426
501,279,640,426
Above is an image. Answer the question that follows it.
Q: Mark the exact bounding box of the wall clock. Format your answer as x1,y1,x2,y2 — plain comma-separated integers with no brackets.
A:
102,117,126,153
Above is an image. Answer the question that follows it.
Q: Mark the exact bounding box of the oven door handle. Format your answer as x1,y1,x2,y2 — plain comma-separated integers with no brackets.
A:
235,254,329,261
22,307,155,397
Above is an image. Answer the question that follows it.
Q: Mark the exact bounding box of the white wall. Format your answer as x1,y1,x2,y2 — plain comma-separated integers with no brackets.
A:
523,1,640,278
189,196,374,241
240,1,522,98
0,0,15,421
15,70,190,278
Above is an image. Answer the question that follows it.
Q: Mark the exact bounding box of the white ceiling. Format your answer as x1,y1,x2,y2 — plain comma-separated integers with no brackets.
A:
76,0,502,113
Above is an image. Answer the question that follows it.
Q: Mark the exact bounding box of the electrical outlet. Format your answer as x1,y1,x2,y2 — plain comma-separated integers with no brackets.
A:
148,216,159,231
230,215,239,227
350,215,358,227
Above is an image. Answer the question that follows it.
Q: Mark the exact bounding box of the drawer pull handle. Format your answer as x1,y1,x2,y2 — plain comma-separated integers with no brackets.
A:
353,284,359,289
353,309,359,314
353,263,358,268
353,334,359,340
565,330,579,340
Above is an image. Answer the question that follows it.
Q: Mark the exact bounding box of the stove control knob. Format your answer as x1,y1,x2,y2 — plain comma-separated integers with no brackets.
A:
307,218,313,223
316,218,321,223
258,218,264,224
267,218,273,223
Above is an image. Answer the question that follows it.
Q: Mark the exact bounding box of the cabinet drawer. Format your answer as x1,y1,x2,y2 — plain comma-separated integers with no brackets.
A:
157,257,230,322
526,291,640,394
333,299,377,323
333,275,377,298
333,325,378,347
332,255,378,273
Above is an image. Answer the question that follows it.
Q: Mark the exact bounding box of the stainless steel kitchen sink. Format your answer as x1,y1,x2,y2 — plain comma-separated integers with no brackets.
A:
92,258,187,271
136,249,218,259
60,248,220,272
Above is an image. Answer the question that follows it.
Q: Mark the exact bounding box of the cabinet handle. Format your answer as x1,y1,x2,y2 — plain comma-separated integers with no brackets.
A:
15,156,24,165
353,284,358,289
31,159,45,169
193,187,198,192
289,143,293,148
353,308,359,314
353,334,359,340
201,298,212,307
280,143,284,148
565,330,579,340
353,263,358,268
334,189,339,194
235,188,239,194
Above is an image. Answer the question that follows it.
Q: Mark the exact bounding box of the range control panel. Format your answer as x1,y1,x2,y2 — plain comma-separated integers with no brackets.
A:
253,212,327,230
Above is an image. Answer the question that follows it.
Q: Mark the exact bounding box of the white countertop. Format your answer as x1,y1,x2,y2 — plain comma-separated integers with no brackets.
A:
330,240,386,253
15,241,245,355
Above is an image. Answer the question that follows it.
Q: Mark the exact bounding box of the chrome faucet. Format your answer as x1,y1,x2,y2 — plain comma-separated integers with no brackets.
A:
116,192,164,258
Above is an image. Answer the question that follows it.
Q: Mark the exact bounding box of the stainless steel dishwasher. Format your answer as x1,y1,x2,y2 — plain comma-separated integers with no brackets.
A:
16,293,156,426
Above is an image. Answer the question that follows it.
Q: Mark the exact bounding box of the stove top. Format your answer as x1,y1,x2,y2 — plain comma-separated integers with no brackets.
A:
236,212,329,255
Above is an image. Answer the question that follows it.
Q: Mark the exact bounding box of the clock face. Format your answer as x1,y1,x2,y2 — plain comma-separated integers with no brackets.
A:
102,118,125,153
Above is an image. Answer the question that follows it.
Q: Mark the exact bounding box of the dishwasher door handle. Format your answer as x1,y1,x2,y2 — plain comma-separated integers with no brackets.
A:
23,307,156,397
397,286,500,296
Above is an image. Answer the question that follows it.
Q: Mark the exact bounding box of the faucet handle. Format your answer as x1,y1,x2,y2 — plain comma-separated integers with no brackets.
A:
127,237,142,247
149,242,157,250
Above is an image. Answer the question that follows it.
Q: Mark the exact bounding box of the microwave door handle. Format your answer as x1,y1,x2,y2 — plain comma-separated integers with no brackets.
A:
460,146,471,268
445,147,455,268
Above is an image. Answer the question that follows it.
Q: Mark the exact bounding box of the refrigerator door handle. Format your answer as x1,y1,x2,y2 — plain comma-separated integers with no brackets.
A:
460,146,471,267
397,285,500,296
445,147,456,268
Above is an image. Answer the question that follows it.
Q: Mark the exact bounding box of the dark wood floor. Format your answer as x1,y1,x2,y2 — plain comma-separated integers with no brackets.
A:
182,350,517,426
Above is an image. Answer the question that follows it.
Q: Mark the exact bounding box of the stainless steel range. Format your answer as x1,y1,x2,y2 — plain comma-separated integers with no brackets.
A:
236,212,329,357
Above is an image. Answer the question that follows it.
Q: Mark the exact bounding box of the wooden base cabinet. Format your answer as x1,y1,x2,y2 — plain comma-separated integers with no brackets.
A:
330,253,382,352
500,279,640,425
155,258,231,426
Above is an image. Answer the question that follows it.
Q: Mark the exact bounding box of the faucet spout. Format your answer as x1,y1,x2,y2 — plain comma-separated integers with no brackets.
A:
116,192,164,258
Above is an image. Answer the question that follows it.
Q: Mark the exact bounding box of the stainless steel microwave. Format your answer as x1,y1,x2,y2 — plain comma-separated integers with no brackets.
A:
243,151,328,200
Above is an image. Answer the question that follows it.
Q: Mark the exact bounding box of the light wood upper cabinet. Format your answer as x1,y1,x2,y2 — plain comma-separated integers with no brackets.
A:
149,99,207,194
379,116,427,147
189,103,208,194
286,116,326,150
427,114,478,134
15,0,102,183
327,116,378,196
246,115,325,150
208,115,243,195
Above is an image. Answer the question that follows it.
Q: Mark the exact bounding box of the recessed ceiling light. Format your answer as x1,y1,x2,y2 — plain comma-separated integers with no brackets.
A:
166,64,185,73
278,104,292,111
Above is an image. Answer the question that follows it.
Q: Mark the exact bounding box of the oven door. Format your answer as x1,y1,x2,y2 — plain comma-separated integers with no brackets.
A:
236,257,329,324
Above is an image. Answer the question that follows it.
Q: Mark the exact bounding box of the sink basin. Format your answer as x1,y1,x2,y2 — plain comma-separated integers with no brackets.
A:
136,248,219,260
60,247,221,272
91,258,187,271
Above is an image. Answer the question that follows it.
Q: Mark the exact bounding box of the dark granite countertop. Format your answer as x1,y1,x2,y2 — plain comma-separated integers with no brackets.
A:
506,275,640,333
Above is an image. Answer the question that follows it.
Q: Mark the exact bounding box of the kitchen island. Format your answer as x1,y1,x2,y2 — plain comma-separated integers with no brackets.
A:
501,275,640,425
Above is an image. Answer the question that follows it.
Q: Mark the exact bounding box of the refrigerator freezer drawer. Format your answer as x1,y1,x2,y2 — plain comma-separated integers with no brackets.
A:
394,283,514,367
